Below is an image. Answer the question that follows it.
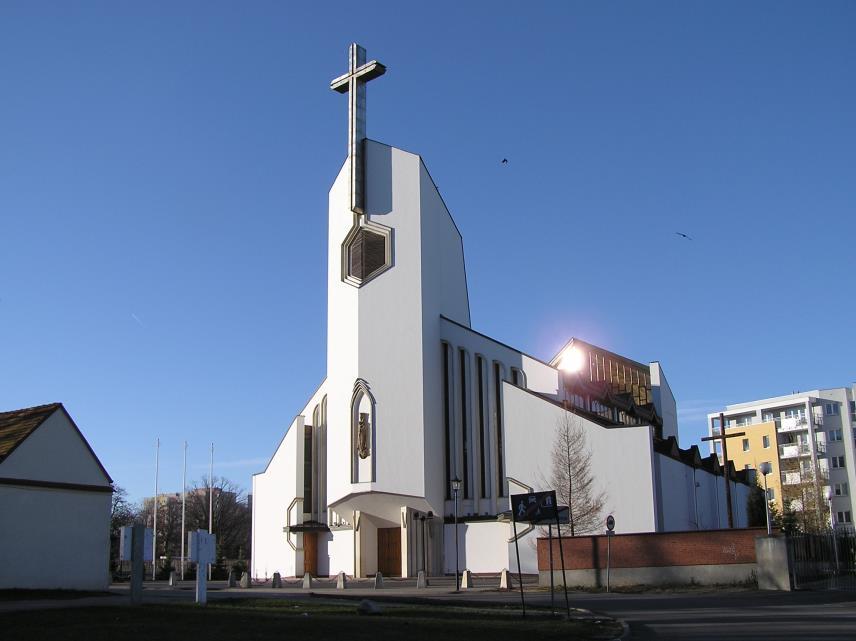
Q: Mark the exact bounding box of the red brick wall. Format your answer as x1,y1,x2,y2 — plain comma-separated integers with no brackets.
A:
537,528,770,570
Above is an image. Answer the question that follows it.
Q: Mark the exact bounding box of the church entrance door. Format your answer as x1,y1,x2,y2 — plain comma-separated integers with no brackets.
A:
377,527,401,577
303,532,318,576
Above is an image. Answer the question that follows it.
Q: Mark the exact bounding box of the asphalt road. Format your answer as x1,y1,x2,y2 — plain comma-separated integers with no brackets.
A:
543,589,856,640
5,581,855,640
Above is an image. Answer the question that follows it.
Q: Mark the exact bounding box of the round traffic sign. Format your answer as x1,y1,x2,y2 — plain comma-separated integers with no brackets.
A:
606,515,615,531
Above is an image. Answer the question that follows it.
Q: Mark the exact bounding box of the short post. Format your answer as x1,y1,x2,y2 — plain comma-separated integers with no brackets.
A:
130,524,144,605
548,524,555,615
196,559,208,605
554,512,570,619
189,530,216,606
606,532,611,593
511,515,526,617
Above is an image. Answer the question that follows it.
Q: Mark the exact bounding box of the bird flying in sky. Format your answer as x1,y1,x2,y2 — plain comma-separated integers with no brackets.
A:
501,158,508,164
675,232,692,240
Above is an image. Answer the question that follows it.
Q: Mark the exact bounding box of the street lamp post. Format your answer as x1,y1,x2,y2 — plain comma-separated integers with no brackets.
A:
759,462,773,536
451,477,462,592
825,487,839,575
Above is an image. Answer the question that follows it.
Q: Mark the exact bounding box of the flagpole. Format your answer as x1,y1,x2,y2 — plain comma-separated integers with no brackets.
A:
208,442,214,580
152,437,160,581
209,442,214,534
181,441,187,580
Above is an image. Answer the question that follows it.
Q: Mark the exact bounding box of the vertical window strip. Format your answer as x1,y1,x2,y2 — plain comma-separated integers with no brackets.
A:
477,356,487,499
303,425,313,514
460,349,470,499
313,405,321,518
321,396,327,520
494,362,505,497
443,344,452,500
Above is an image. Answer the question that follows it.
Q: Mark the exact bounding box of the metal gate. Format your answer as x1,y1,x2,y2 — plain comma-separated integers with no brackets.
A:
788,530,856,590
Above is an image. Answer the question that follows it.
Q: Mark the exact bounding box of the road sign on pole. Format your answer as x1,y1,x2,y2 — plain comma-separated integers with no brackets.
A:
605,515,615,593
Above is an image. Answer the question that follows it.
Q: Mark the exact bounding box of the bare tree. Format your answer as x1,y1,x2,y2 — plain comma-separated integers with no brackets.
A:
184,476,251,561
551,411,606,535
780,461,829,533
109,484,138,570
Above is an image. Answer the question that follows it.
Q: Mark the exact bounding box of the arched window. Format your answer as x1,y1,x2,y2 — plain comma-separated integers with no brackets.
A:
351,380,376,483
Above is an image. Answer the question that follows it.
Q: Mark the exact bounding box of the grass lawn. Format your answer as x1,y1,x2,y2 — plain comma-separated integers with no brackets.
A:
3,598,623,641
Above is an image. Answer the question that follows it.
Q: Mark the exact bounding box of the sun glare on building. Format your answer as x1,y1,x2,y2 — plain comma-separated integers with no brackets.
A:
558,345,585,373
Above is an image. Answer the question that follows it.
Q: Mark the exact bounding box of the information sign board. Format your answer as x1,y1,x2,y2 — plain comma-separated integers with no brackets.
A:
119,525,153,562
189,530,216,565
510,490,558,523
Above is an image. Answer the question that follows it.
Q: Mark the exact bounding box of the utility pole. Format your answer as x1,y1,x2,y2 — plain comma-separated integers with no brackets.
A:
152,437,160,580
208,442,214,581
181,441,187,580
701,413,744,528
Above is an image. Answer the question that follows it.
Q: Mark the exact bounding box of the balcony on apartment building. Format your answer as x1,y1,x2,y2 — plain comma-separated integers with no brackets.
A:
776,413,825,432
778,442,827,458
781,471,803,485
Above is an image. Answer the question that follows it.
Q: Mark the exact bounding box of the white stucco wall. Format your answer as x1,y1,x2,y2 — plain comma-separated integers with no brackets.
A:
502,382,659,536
650,362,679,443
443,520,513,574
251,418,301,579
0,485,111,590
0,408,112,590
327,529,355,576
656,452,750,531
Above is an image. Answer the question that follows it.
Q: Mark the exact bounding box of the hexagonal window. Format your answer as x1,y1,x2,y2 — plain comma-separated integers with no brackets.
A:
342,222,392,287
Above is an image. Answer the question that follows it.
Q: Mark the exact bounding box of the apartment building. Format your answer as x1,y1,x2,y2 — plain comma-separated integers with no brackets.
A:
708,385,856,529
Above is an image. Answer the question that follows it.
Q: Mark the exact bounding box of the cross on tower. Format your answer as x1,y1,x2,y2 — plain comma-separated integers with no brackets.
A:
330,43,386,215
701,412,746,529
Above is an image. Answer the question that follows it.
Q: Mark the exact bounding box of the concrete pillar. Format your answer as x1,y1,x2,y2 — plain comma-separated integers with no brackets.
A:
374,571,383,589
400,507,410,578
239,572,251,588
354,510,363,578
336,571,347,589
416,570,428,588
460,569,473,589
499,568,511,590
755,535,792,591
271,572,282,588
302,572,312,589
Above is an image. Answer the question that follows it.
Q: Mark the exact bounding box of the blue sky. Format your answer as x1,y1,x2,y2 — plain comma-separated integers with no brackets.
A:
1,2,854,503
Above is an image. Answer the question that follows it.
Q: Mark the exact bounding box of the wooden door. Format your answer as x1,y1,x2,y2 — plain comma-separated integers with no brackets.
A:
303,532,318,576
377,527,401,577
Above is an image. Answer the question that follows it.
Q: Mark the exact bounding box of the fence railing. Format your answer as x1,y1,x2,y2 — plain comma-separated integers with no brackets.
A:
787,530,856,591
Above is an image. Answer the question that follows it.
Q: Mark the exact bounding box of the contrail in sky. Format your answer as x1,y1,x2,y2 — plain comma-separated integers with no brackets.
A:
131,313,144,327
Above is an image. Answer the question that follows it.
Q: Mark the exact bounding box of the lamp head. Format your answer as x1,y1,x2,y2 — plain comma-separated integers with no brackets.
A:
450,477,462,493
759,461,772,476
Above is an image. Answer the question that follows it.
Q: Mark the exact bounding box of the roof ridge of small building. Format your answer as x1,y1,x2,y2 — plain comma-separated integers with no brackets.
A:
0,402,64,463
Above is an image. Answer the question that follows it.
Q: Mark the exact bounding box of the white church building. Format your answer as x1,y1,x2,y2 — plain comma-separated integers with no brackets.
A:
251,44,751,580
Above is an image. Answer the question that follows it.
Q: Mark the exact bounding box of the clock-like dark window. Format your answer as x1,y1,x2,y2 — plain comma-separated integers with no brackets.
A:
348,228,387,281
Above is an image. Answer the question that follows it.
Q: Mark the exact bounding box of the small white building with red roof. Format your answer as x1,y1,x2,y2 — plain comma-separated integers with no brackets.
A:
0,403,113,590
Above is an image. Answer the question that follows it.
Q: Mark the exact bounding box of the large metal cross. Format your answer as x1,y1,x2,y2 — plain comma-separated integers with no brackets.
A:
330,43,386,215
701,412,746,529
